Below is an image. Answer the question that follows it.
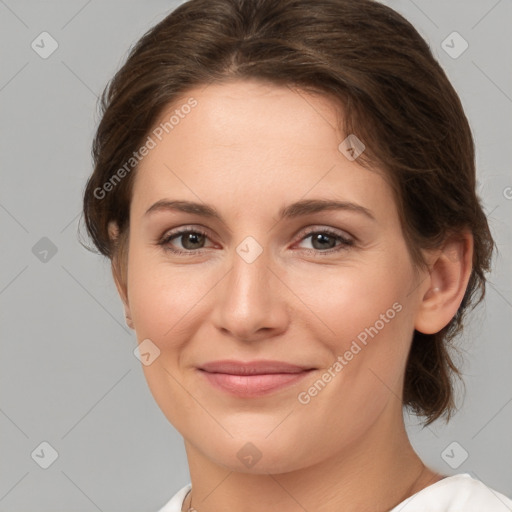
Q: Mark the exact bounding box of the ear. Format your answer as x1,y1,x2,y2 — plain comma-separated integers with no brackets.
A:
108,221,134,330
414,232,473,335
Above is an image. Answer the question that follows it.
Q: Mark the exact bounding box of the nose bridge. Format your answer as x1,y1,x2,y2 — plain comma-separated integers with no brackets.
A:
228,235,274,315
213,234,288,340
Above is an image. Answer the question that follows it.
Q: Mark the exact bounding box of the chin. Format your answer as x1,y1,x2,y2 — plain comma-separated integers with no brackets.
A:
194,432,324,475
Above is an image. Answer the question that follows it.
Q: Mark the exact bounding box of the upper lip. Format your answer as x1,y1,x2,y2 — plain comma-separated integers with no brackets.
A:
199,360,315,375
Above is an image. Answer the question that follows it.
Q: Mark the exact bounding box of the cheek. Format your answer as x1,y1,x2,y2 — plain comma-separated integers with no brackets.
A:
291,249,415,410
291,253,413,354
293,294,412,451
125,248,213,433
127,247,212,342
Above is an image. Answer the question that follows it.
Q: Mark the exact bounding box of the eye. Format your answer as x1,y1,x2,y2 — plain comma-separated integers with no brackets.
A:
158,227,213,255
295,228,354,254
158,226,355,256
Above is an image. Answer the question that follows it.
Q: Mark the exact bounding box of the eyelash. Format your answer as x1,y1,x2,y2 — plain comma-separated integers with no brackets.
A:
157,226,354,256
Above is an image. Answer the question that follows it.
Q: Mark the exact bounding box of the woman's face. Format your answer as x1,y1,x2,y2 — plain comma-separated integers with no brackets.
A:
120,79,430,473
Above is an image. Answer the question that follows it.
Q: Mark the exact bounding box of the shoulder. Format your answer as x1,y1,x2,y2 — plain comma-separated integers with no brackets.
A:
154,477,512,512
155,483,192,512
390,473,512,512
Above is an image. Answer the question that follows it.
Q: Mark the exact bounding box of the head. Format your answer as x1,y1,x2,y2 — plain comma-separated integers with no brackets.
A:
83,0,493,473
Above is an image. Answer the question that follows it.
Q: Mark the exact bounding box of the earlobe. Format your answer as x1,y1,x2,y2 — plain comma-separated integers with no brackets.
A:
113,266,134,330
123,303,134,329
112,264,133,329
414,233,473,335
108,220,134,330
108,220,119,240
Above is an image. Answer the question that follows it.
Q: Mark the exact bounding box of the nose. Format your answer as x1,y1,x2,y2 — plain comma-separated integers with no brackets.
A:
211,244,289,343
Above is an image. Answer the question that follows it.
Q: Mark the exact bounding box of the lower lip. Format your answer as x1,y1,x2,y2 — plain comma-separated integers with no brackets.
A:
199,370,313,397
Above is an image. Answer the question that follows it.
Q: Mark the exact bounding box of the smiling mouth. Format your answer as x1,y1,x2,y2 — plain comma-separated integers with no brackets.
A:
197,360,316,397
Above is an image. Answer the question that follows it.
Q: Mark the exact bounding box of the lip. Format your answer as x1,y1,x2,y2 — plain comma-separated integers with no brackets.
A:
199,359,313,375
198,359,316,397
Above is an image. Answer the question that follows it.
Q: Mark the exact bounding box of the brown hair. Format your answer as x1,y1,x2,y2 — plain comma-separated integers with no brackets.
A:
82,0,494,425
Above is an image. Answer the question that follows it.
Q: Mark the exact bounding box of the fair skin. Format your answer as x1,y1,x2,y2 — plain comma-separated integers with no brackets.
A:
110,79,473,512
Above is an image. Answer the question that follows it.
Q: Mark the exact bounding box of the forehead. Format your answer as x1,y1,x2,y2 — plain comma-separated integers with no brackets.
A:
149,80,346,156
131,79,396,224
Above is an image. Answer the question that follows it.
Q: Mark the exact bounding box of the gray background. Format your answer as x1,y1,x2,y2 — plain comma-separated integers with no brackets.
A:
0,0,511,510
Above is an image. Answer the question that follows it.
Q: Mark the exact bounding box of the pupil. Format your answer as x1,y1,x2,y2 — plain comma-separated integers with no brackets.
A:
183,233,204,249
313,233,335,250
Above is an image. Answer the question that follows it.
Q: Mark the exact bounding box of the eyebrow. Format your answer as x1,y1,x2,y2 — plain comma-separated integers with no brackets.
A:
144,198,375,223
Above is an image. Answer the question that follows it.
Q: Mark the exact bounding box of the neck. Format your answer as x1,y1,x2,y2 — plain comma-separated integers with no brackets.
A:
182,403,443,512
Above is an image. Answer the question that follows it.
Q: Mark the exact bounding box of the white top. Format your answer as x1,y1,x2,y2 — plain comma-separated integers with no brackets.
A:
156,474,512,512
